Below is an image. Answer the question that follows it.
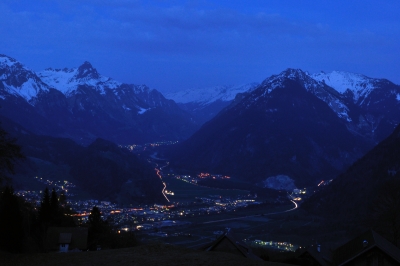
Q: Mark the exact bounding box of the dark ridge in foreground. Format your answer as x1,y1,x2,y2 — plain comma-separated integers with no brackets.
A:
302,123,400,243
0,243,289,266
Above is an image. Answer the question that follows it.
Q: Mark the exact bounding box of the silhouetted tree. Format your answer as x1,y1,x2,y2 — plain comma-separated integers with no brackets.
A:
38,188,51,229
0,126,35,252
87,206,137,249
50,188,61,224
0,125,24,185
39,188,75,228
87,206,109,249
89,206,102,228
50,189,59,212
0,186,24,252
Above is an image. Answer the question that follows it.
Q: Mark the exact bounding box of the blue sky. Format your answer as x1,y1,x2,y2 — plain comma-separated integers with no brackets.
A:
1,0,399,92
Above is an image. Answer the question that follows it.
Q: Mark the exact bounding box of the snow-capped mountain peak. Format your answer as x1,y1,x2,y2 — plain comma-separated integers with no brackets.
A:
165,83,259,104
0,54,51,101
281,68,310,78
38,62,121,95
310,71,380,103
259,68,325,96
246,69,355,123
0,54,20,67
75,61,100,80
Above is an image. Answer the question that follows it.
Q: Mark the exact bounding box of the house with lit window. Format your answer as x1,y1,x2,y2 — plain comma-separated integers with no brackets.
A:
47,227,88,252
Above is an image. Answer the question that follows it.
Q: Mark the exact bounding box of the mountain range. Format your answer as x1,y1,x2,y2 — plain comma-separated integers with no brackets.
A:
168,68,400,189
0,54,198,145
2,53,400,198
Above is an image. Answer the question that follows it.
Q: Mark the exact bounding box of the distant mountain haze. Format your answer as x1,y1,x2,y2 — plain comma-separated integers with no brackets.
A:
165,83,259,125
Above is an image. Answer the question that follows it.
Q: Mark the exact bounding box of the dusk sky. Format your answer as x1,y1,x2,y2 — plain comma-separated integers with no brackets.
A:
1,0,399,93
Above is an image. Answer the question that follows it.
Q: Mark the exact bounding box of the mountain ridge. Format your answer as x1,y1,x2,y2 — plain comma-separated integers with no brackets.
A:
0,54,199,145
167,68,400,189
0,115,165,205
168,75,371,188
301,122,400,243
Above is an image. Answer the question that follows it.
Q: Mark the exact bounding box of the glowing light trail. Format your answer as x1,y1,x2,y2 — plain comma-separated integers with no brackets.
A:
203,199,298,224
155,164,170,202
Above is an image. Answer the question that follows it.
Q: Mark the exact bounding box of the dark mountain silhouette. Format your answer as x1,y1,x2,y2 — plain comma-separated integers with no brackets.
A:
302,123,400,244
168,70,373,188
0,116,165,204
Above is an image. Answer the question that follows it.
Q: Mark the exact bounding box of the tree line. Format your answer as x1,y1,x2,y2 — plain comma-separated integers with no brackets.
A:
0,125,137,253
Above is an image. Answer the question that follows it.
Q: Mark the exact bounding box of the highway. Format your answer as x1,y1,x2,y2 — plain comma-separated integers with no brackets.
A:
202,200,298,224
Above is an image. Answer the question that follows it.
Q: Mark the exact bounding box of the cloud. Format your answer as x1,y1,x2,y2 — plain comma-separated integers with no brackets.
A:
0,1,387,59
1,1,399,90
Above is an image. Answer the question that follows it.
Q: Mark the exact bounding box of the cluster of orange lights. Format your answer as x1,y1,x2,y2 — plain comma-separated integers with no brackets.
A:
198,173,211,178
70,209,121,217
70,213,89,217
197,173,231,179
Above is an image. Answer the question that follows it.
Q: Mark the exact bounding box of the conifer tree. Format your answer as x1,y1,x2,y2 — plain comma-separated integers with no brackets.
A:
89,206,103,230
0,126,29,252
50,188,60,224
0,186,24,252
39,188,51,228
0,126,24,185
88,206,108,249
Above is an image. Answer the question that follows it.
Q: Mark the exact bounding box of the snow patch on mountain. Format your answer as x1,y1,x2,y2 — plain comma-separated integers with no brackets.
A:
165,83,258,104
133,84,154,94
311,71,375,102
328,98,352,122
0,55,18,67
2,80,42,102
122,105,131,111
397,93,400,101
38,65,121,96
138,107,150,114
17,78,43,101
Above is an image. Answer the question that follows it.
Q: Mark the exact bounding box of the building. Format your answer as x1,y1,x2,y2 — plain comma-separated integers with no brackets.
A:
298,230,400,265
200,229,262,261
47,227,88,252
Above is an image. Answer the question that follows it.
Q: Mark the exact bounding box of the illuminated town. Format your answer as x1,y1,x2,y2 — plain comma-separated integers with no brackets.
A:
15,163,309,253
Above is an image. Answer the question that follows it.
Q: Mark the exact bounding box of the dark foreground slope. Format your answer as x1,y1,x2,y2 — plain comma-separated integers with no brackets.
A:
0,243,288,266
302,123,400,243
1,116,165,204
